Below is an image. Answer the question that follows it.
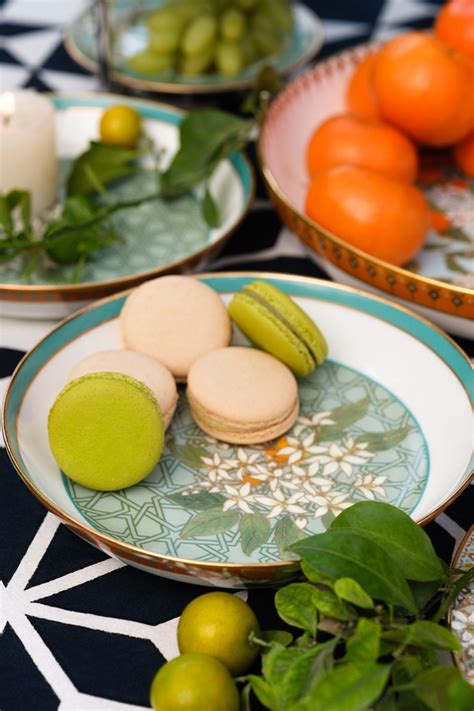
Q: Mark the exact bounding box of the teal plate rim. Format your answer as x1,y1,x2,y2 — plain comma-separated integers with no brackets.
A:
3,273,473,572
0,93,254,300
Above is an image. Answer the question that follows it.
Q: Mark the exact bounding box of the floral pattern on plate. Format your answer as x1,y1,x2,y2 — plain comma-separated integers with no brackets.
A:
63,360,429,563
450,527,474,685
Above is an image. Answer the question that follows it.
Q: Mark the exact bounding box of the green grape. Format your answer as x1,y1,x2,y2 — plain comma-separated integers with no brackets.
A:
260,0,293,33
180,44,215,74
236,0,260,11
128,50,175,74
251,26,281,57
220,8,245,41
149,26,182,53
239,34,258,67
182,15,218,56
215,41,244,76
251,8,280,36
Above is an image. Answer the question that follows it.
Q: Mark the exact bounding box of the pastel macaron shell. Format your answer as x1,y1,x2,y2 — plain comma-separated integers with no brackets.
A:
187,347,299,445
48,372,164,491
69,349,178,427
228,280,328,377
120,275,232,381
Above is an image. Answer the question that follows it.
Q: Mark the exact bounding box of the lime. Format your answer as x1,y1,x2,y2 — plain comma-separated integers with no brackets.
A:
99,104,142,148
177,592,261,675
150,653,239,711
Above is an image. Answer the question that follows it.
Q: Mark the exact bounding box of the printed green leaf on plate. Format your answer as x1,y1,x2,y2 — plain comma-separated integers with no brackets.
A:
291,530,417,613
318,397,369,440
355,426,411,452
180,508,239,538
273,515,306,558
275,583,318,636
167,490,226,510
239,512,271,556
331,502,446,582
166,439,211,469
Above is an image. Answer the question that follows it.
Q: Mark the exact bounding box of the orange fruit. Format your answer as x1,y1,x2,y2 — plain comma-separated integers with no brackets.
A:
99,104,142,147
346,52,381,118
306,113,418,182
454,132,474,177
373,32,474,146
435,0,474,62
305,165,430,266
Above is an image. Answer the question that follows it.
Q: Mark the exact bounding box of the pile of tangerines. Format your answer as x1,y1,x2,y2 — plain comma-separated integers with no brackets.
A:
304,0,474,266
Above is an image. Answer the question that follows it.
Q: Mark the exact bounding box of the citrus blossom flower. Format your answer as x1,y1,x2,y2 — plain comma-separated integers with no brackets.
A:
277,433,329,465
200,453,234,483
293,411,335,436
255,489,306,518
354,473,387,499
222,483,254,514
310,491,353,518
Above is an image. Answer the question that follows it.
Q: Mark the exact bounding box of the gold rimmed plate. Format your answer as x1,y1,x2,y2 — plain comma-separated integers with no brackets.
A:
0,94,254,319
258,42,474,338
64,2,324,95
3,273,473,588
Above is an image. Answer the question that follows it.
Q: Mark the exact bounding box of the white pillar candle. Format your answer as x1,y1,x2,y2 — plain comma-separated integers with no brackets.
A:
0,90,58,216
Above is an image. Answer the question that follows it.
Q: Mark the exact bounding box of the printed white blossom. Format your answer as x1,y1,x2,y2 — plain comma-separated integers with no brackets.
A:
295,517,308,530
226,448,265,480
355,474,388,500
201,453,234,483
291,465,333,495
293,411,335,436
252,467,298,492
222,483,254,514
316,439,374,477
451,608,474,648
255,489,306,519
310,491,353,518
278,433,329,465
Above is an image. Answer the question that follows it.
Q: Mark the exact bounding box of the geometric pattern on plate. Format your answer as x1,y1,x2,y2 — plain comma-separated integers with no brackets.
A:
63,360,429,564
450,527,474,685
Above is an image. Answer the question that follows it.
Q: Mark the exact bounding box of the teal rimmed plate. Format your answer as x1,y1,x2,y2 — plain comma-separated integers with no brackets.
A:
64,2,324,95
3,273,473,587
0,94,254,319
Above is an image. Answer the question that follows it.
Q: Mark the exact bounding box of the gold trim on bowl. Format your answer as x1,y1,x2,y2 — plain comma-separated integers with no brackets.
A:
2,272,473,583
258,43,474,320
63,5,324,96
0,93,255,305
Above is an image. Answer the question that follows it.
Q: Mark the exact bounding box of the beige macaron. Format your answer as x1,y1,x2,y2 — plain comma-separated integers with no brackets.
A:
187,347,299,445
120,276,232,381
69,349,178,427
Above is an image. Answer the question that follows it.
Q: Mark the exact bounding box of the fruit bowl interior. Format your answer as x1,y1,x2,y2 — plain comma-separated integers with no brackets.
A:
259,44,474,324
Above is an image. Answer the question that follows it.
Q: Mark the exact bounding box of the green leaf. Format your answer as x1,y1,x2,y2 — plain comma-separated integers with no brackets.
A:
248,675,275,710
262,630,293,647
166,440,211,468
445,226,470,242
410,667,474,711
331,502,446,582
179,508,239,538
240,513,271,555
311,587,357,621
279,639,337,709
273,515,306,558
202,187,220,227
275,583,318,636
318,398,369,440
409,579,443,613
291,530,417,613
301,560,334,588
403,621,461,652
6,189,32,237
334,578,374,609
0,195,13,234
355,426,411,452
67,141,141,197
373,695,400,711
167,490,226,510
300,662,391,711
346,618,381,665
391,656,424,686
262,643,301,686
160,110,252,197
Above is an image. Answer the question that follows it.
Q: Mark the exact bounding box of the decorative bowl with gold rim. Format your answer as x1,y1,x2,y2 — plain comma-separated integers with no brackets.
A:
258,43,474,338
0,94,254,320
3,273,473,588
64,1,324,96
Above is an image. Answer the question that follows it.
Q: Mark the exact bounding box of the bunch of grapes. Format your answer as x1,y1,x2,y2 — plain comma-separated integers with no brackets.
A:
129,0,294,78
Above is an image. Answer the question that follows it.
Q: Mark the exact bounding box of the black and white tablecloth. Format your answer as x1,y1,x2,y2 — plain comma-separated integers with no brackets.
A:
0,1,472,708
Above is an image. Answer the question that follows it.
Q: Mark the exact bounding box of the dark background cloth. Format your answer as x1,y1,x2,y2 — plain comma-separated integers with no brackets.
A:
0,1,472,709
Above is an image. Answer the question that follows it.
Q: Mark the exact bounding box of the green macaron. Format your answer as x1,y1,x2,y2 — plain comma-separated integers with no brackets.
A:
228,280,328,377
48,371,164,491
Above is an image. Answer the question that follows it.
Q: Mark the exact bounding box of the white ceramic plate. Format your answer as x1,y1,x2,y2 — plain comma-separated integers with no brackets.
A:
3,273,473,587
